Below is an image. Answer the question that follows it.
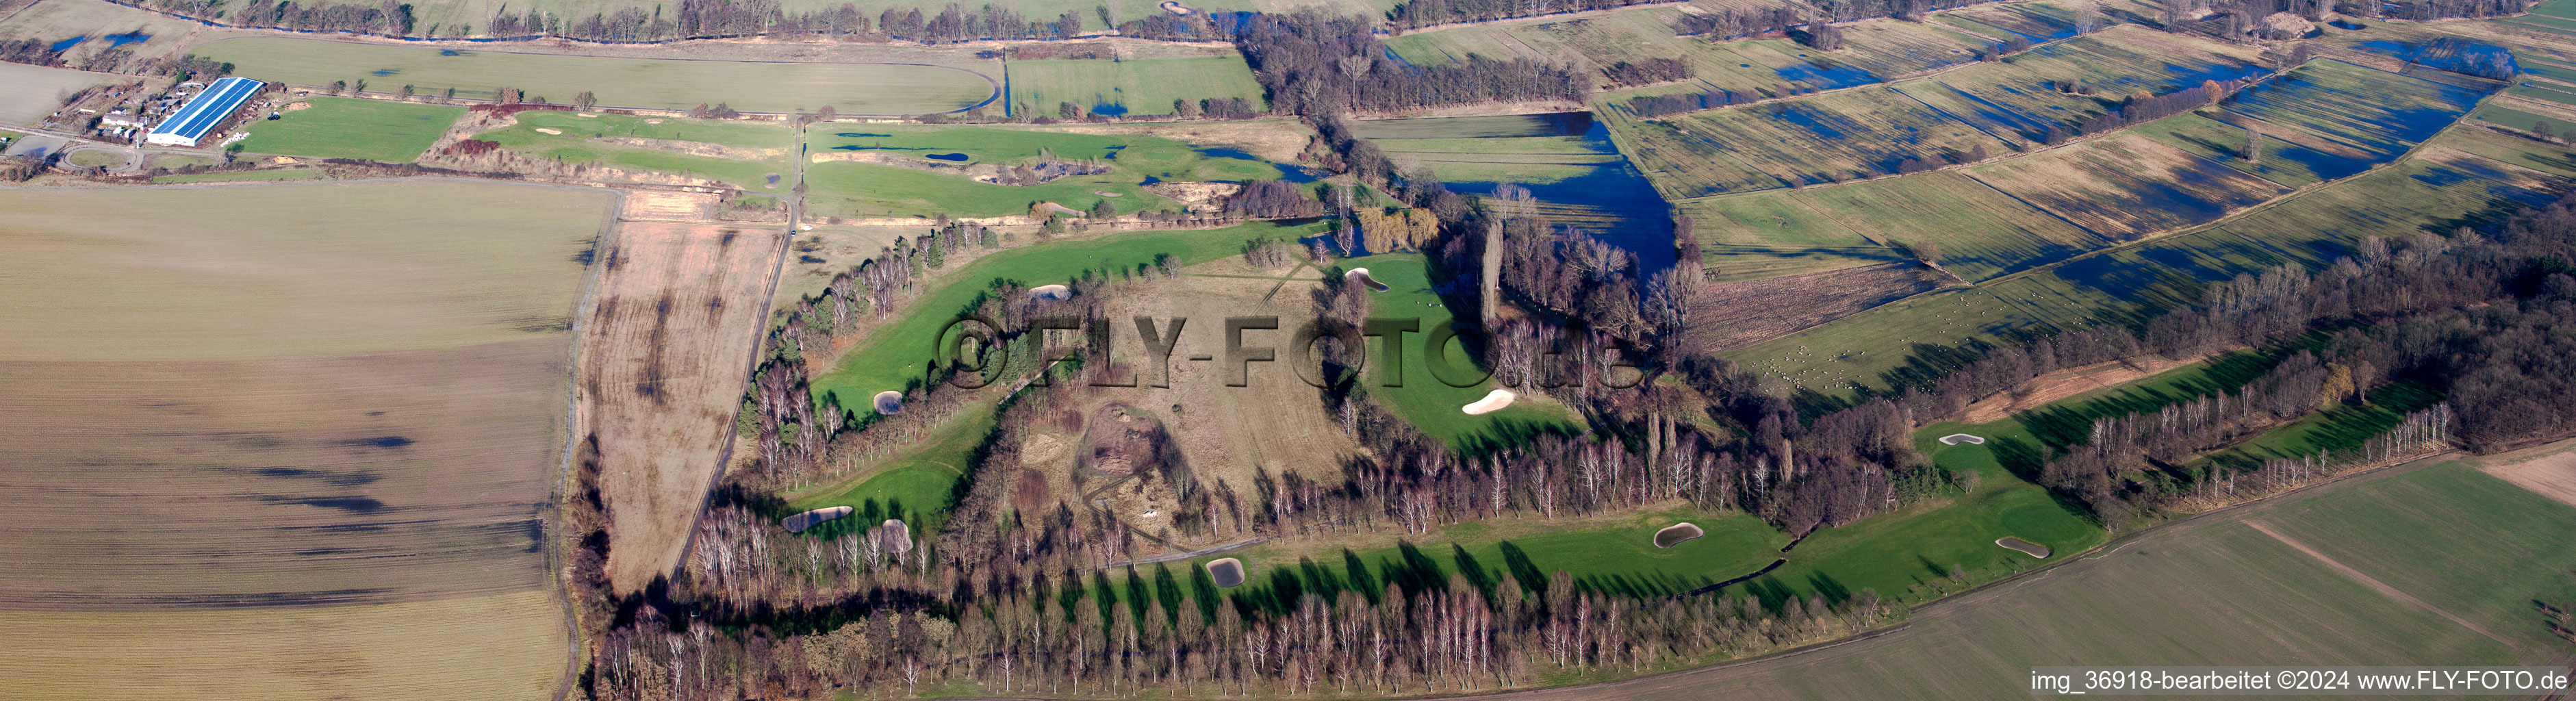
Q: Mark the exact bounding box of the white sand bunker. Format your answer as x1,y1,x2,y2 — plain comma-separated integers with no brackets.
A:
576,112,600,117
1940,433,1987,445
534,127,563,135
1996,537,2050,558
1206,557,1246,587
873,390,904,415
1160,0,1193,14
1462,389,1516,415
1029,284,1072,301
644,118,664,124
1344,267,1389,292
780,505,852,533
1655,522,1705,548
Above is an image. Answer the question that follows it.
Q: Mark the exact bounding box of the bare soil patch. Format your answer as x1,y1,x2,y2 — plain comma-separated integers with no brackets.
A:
583,220,787,593
1687,262,1941,352
1097,272,1365,494
1956,350,2225,424
2478,444,2576,508
620,190,719,221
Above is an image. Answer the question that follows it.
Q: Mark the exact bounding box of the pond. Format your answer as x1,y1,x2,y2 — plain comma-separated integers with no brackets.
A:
926,153,969,161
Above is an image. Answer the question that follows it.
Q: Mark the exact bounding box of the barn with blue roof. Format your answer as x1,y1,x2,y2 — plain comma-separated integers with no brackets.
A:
145,77,265,147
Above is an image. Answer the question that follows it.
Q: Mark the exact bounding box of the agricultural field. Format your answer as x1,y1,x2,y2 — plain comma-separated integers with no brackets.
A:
1622,81,2015,196
1474,453,2576,700
0,0,211,71
1963,133,2291,240
2216,59,2489,167
581,212,787,592
237,97,464,162
0,60,105,124
1677,170,2112,282
1728,131,2575,396
1394,6,1988,99
390,0,1393,42
190,36,997,114
1887,27,2268,148
0,179,609,699
802,124,1297,218
1004,55,1266,118
1687,262,1946,351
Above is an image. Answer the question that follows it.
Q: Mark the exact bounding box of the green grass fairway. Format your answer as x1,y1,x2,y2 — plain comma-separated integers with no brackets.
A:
238,97,463,162
481,110,793,151
806,220,1329,413
1168,507,1790,610
1337,253,1583,450
192,36,994,114
469,111,791,191
1737,418,2105,605
804,125,1293,218
1005,57,1266,118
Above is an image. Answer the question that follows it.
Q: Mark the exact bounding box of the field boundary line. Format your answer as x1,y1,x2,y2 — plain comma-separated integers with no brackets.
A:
550,186,627,701
2242,519,2525,650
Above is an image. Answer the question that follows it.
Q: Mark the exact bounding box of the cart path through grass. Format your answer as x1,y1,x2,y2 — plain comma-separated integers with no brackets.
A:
2241,519,2523,650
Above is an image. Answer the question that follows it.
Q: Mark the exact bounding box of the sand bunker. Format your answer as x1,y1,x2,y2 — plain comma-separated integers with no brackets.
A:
1655,522,1705,548
1940,433,1986,445
576,112,600,117
780,506,852,533
1996,537,2050,558
873,390,904,415
1344,267,1389,292
1206,557,1246,587
1032,202,1080,217
1161,0,1194,14
1462,389,1516,415
1095,191,1123,197
534,127,562,135
645,118,664,124
881,519,913,555
1030,284,1072,301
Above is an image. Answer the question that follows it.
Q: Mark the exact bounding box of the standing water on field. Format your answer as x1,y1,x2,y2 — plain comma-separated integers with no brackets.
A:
1351,112,1676,277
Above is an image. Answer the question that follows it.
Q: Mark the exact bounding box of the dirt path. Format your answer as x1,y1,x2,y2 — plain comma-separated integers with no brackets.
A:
1955,350,2228,424
1096,537,1268,570
2241,520,2522,650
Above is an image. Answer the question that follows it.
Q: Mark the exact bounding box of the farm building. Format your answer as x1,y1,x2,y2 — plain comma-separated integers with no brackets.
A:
144,77,263,146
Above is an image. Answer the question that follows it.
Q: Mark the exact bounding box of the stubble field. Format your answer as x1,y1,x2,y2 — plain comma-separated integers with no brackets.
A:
581,216,788,593
0,179,612,700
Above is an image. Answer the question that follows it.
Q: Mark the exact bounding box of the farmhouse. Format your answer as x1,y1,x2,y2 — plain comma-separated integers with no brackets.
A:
144,77,263,146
